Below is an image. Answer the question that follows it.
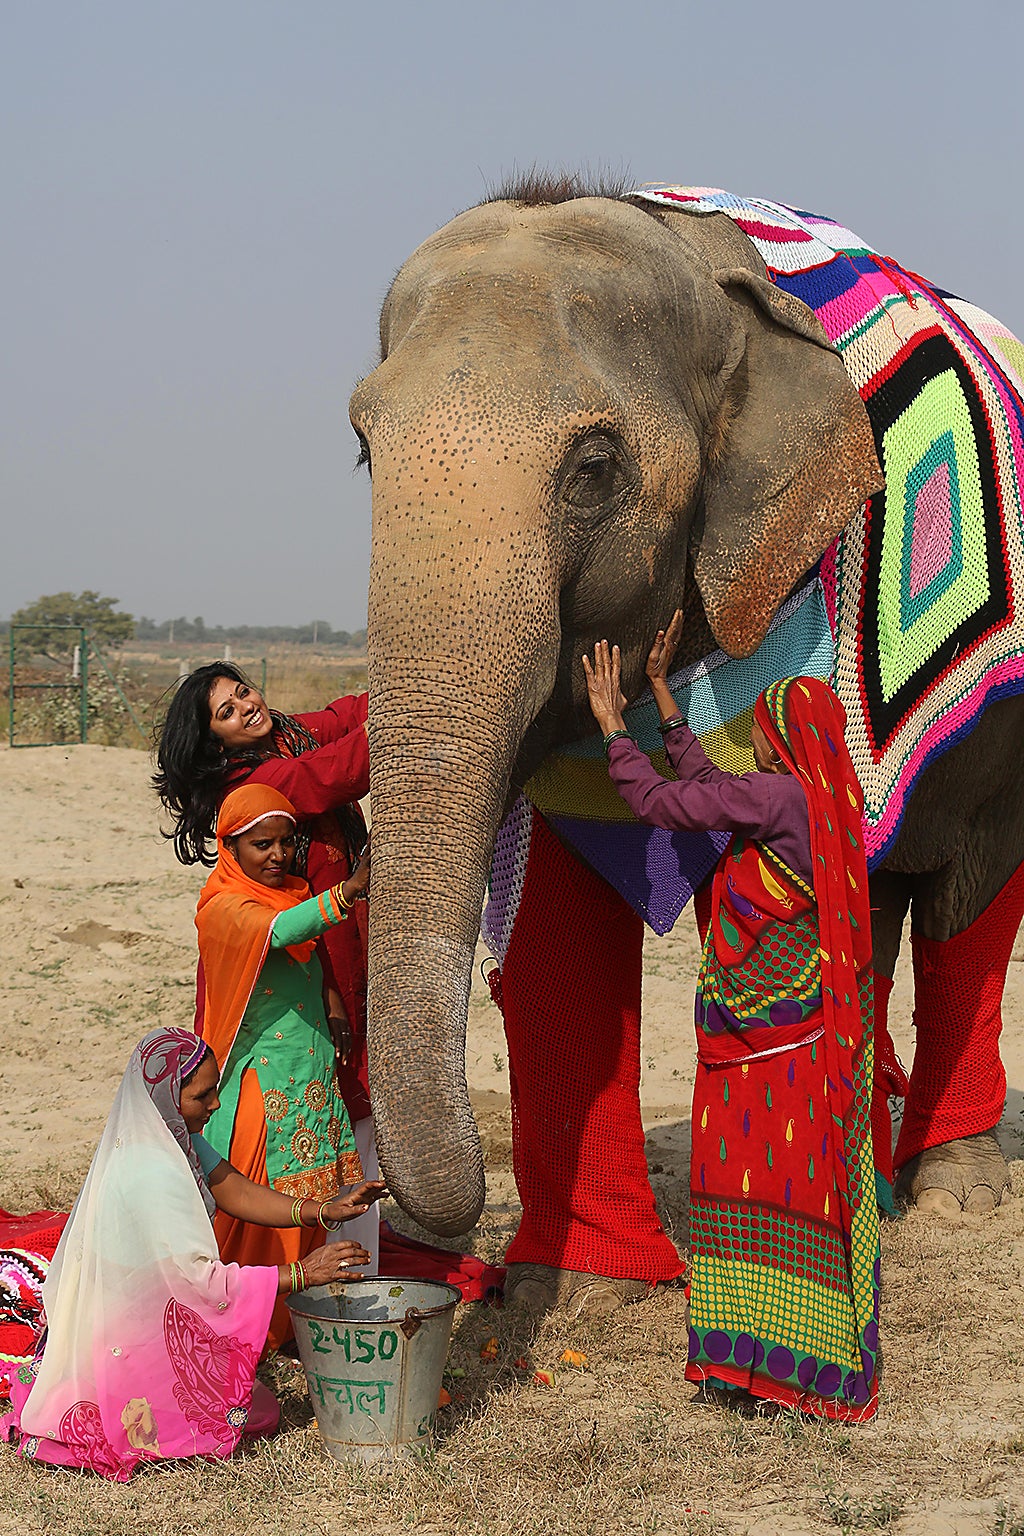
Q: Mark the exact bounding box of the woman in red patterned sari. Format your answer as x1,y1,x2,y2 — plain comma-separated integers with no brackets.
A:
585,616,881,1420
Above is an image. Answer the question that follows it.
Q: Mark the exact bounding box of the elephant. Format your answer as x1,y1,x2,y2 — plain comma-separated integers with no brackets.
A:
351,177,1024,1304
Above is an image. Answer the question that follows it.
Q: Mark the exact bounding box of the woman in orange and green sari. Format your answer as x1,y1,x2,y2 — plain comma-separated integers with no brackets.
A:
585,614,881,1420
195,783,379,1348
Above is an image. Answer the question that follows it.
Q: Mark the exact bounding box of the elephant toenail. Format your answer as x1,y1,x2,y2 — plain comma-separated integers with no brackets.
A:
913,1188,963,1217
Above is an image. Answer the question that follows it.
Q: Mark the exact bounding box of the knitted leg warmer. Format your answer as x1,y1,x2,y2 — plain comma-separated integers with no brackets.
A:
500,813,682,1282
894,859,1024,1170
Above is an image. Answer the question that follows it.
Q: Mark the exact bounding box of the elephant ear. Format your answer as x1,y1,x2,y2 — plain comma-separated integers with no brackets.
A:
694,266,883,658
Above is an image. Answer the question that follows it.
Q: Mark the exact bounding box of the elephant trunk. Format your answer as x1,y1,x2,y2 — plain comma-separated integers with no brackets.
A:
366,655,539,1236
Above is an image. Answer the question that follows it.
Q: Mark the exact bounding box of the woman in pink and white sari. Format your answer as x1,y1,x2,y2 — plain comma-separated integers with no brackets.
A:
2,1029,379,1480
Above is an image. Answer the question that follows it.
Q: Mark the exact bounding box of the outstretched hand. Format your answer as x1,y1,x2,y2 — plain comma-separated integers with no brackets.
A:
321,1179,388,1226
583,640,627,737
645,608,685,685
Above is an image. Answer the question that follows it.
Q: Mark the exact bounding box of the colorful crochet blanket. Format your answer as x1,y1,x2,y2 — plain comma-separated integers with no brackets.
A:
485,186,1024,944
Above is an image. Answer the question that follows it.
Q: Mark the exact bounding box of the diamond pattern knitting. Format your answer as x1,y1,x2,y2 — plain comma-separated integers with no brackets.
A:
634,186,1024,869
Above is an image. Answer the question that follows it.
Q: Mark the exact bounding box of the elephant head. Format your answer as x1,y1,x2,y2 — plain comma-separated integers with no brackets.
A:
350,187,883,1236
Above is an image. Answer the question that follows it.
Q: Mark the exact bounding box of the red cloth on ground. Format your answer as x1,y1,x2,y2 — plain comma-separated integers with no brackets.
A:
501,814,683,1283
0,1211,67,1254
894,859,1024,1169
0,1211,68,1367
378,1225,505,1304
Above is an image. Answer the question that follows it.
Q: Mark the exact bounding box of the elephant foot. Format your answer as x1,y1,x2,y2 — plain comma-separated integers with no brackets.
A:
895,1132,1011,1215
503,1262,652,1318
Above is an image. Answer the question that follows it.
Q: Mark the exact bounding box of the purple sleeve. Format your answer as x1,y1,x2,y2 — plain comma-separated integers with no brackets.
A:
607,737,812,881
661,722,725,782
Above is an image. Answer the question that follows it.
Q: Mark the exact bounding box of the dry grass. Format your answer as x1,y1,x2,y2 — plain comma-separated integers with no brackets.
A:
125,644,369,727
1,744,1022,1535
2,1149,1022,1536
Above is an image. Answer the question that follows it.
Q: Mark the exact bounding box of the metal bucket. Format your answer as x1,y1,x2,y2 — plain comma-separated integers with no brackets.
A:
286,1276,461,1464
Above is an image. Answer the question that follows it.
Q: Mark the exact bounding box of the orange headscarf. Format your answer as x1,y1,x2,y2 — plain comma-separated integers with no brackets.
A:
195,784,316,1071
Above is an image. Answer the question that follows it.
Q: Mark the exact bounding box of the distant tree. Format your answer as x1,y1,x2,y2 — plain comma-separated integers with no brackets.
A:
123,613,367,651
11,591,134,662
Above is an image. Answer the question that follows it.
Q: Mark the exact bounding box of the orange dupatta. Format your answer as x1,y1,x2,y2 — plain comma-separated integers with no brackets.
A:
194,784,317,1072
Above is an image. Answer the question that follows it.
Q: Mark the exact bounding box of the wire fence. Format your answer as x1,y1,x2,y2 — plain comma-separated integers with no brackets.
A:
6,632,366,749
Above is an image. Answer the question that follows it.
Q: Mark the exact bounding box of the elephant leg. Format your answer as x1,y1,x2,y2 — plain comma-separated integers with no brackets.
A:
500,813,683,1312
893,858,1024,1212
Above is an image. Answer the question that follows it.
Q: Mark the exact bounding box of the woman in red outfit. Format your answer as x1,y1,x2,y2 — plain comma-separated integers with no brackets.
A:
153,664,377,1256
584,620,881,1420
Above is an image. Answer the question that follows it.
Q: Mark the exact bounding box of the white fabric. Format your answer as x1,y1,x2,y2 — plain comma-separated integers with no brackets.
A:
231,809,296,835
328,1116,380,1275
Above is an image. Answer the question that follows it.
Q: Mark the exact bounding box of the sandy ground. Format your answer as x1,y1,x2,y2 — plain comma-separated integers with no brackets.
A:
1,743,1023,1536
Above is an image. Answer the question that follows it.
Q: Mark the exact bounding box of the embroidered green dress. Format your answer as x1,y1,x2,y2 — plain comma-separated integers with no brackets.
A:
203,896,362,1202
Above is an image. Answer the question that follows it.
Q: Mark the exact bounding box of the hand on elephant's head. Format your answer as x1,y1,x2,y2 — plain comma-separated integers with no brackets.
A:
645,609,685,685
582,640,627,737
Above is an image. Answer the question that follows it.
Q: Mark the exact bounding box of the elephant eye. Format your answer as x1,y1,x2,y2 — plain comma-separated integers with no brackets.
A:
354,434,372,475
561,436,633,514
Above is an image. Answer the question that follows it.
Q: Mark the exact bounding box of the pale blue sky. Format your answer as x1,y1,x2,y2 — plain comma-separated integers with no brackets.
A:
4,0,1022,628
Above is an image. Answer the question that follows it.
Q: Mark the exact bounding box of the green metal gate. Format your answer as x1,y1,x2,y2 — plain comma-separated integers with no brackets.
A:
7,625,147,748
8,624,88,747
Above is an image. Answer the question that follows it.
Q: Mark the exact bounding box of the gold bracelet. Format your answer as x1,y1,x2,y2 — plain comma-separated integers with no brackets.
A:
336,882,354,912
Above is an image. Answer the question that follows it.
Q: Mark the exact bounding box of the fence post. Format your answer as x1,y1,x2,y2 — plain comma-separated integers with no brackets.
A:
80,635,89,744
7,629,13,749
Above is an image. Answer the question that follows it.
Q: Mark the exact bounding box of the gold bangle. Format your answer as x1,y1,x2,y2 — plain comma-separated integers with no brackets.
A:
290,1198,304,1228
336,882,354,912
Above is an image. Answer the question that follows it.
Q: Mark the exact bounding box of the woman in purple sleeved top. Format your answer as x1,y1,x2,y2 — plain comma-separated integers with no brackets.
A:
584,614,882,1422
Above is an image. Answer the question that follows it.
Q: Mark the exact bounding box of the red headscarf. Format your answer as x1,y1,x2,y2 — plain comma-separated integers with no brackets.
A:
195,784,315,1071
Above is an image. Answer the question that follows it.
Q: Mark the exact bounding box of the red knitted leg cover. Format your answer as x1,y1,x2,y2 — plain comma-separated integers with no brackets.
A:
869,973,909,1187
894,860,1024,1170
501,814,682,1282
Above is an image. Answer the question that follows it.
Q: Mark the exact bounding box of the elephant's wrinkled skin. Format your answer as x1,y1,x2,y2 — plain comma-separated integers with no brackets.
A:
352,192,1024,1241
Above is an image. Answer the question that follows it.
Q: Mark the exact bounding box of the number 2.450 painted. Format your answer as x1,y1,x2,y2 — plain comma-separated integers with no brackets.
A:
307,1322,399,1363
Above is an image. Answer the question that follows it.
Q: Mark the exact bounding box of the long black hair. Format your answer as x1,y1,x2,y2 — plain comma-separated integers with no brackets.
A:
152,662,363,868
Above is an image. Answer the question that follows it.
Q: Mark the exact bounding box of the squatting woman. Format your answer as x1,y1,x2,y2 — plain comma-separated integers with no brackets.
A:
2,1029,373,1479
